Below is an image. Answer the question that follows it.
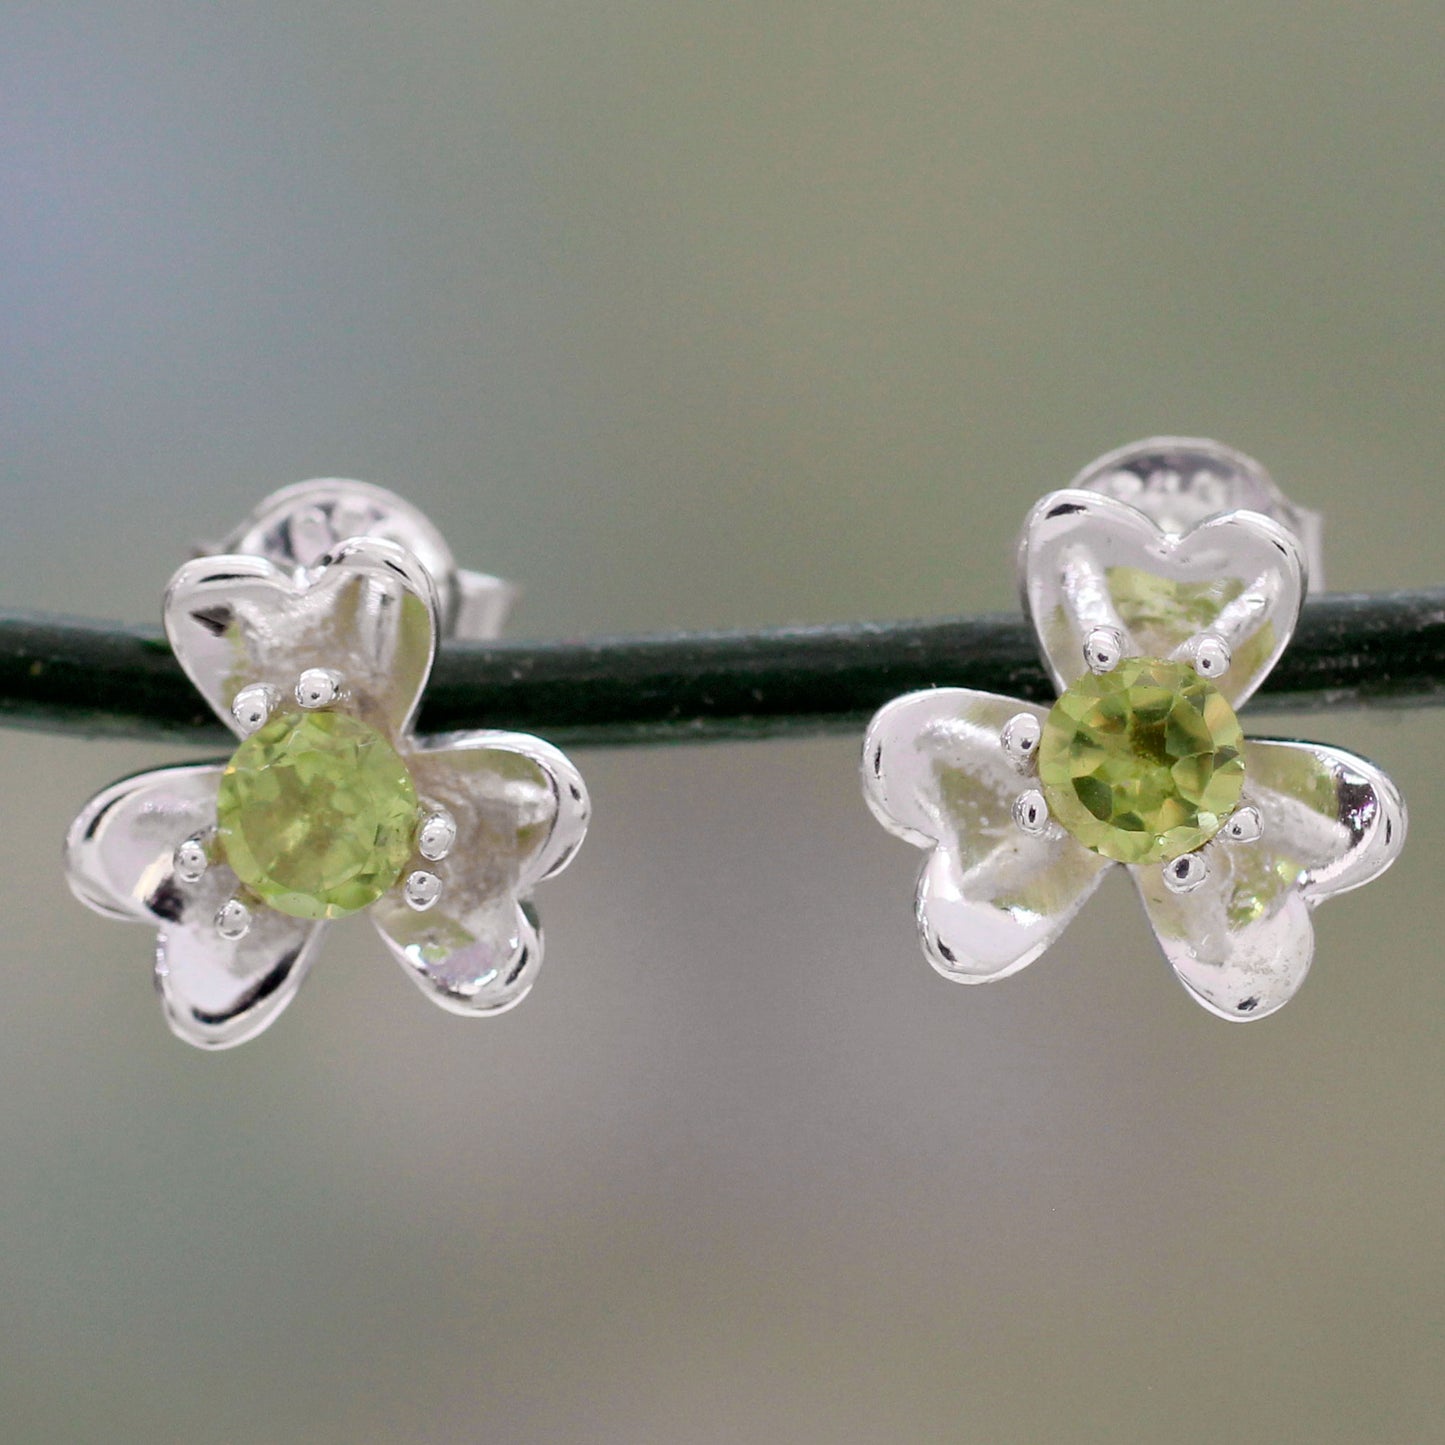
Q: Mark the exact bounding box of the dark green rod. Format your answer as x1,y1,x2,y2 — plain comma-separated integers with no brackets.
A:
0,588,1441,748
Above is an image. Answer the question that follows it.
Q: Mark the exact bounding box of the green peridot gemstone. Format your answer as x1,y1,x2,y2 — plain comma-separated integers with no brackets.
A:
217,711,418,920
1037,657,1245,865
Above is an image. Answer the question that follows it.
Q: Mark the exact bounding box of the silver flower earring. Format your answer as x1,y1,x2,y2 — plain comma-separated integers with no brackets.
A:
863,438,1405,1020
66,480,590,1049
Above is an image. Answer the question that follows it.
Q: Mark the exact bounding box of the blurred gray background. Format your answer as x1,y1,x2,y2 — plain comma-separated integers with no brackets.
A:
1,5,1442,1442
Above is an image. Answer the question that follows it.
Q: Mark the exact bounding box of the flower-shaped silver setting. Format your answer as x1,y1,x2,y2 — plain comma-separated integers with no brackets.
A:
65,482,589,1049
863,438,1406,1020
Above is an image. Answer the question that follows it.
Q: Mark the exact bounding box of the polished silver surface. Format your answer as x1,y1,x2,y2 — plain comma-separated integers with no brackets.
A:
1223,804,1263,842
295,667,343,709
215,897,252,940
64,763,324,1048
1060,545,1134,657
864,439,1405,1018
373,730,591,1016
165,538,438,740
216,477,517,642
229,684,277,739
1136,739,1406,1019
1012,788,1050,835
1162,851,1210,894
1067,436,1326,586
999,712,1041,771
403,869,443,911
1082,624,1126,674
416,807,457,861
67,483,591,1047
230,682,279,735
863,688,1112,983
1190,634,1232,679
1020,480,1306,707
67,763,226,924
172,835,209,884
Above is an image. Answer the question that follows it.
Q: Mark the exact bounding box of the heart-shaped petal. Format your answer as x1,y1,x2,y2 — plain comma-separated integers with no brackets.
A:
66,764,225,921
157,902,322,1050
1135,738,1406,1020
1021,489,1305,707
65,764,323,1048
864,688,1112,982
371,731,590,1015
164,537,438,738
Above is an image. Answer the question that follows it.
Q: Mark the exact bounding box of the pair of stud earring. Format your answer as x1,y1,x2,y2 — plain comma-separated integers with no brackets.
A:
66,438,1405,1048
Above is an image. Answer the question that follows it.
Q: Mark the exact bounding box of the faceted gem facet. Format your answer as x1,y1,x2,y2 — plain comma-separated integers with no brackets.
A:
1037,658,1245,864
217,711,418,919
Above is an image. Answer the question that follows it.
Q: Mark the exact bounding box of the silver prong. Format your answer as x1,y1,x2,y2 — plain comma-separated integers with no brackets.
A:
1163,851,1210,894
1191,633,1232,680
1013,789,1050,836
416,808,457,862
173,835,210,884
295,668,343,709
1167,568,1278,678
404,869,443,911
215,898,253,940
1083,625,1126,674
1205,572,1273,650
1000,713,1042,772
1059,547,1136,664
1223,805,1263,843
231,683,280,736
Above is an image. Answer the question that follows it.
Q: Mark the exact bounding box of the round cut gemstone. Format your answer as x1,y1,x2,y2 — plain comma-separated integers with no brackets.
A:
217,711,418,919
1036,657,1245,864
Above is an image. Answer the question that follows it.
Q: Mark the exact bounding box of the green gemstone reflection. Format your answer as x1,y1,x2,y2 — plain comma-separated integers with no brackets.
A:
217,711,418,919
1037,658,1245,864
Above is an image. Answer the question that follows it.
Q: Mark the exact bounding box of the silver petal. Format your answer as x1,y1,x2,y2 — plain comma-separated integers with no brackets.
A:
863,688,1112,982
215,476,519,644
65,765,322,1049
163,536,438,738
66,764,225,922
371,732,590,1015
1136,738,1407,1021
156,904,323,1051
1020,488,1305,707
